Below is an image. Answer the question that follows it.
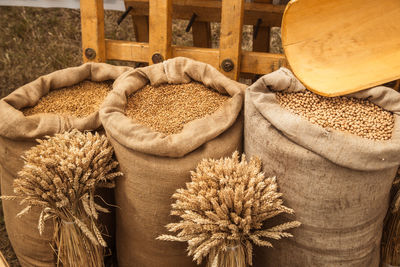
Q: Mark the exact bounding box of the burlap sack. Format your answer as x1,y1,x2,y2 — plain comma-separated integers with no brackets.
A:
0,62,131,267
100,57,246,267
244,68,400,267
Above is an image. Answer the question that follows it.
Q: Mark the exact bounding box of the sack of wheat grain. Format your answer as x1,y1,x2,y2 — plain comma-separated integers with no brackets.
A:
100,57,246,267
244,68,400,267
0,63,131,267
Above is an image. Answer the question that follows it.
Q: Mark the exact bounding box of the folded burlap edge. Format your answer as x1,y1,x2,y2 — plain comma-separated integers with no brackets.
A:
0,62,132,140
100,57,246,158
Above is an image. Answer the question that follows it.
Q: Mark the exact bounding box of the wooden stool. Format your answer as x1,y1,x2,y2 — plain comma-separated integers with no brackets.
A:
80,0,289,80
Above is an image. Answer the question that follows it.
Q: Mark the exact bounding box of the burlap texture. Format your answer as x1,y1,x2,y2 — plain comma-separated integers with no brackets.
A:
0,62,131,267
244,68,400,267
100,57,246,267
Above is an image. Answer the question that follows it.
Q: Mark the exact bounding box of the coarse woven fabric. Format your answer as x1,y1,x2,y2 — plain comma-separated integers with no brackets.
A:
100,57,246,267
244,68,400,267
0,62,131,267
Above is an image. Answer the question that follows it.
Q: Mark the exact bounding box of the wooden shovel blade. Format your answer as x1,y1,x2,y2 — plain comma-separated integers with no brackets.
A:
282,0,400,96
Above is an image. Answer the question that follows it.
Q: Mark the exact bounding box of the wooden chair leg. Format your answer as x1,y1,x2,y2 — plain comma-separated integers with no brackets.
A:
249,0,272,81
219,0,244,80
253,0,273,53
253,0,272,52
192,21,211,48
124,2,149,65
80,0,106,62
124,0,149,42
148,0,172,64
253,26,270,52
132,15,149,42
394,80,400,91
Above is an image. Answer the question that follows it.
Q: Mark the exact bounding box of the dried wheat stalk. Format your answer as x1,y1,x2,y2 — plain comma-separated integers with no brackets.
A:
381,168,400,266
2,129,122,267
158,152,301,266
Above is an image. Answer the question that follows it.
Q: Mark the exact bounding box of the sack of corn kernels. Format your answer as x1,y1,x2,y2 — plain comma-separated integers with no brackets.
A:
244,68,400,267
0,63,131,267
100,57,245,267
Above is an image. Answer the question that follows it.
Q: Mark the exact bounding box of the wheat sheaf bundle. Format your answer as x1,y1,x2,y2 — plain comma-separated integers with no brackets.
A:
2,129,122,267
158,152,301,267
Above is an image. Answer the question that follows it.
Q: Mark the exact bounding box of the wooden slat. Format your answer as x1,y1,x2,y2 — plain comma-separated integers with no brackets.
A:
103,40,287,75
126,0,285,12
105,40,219,66
106,39,149,62
148,0,172,63
245,1,284,13
173,46,219,67
80,0,106,62
241,51,288,74
192,21,211,48
219,0,244,80
125,0,284,27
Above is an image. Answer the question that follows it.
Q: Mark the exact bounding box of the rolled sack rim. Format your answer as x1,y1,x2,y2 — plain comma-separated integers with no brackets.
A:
100,57,246,158
0,62,132,140
382,263,400,267
247,67,400,171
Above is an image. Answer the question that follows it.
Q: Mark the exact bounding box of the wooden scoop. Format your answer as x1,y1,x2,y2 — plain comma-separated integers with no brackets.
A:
281,0,400,96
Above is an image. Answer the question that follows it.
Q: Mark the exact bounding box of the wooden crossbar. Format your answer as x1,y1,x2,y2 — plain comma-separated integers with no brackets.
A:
124,0,284,27
80,0,288,80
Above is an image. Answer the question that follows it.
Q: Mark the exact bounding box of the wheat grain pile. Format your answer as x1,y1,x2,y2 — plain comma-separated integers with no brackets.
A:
125,82,230,135
22,80,112,117
276,90,394,141
2,129,122,267
158,152,300,266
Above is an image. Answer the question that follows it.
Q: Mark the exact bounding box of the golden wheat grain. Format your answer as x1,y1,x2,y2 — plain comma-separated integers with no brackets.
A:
125,82,230,135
